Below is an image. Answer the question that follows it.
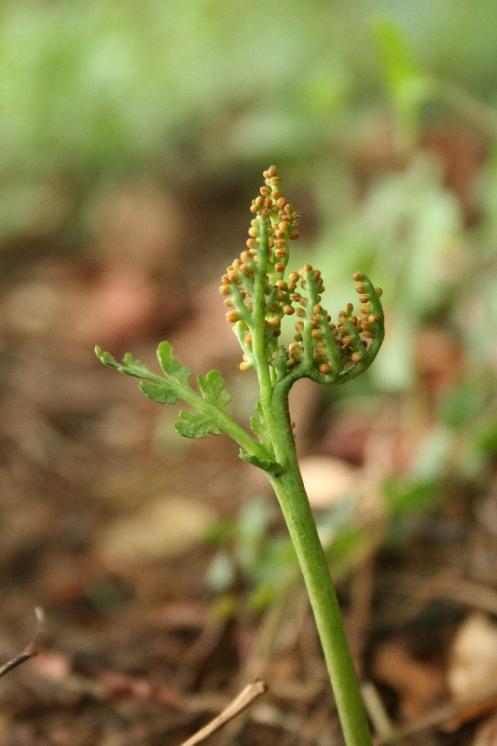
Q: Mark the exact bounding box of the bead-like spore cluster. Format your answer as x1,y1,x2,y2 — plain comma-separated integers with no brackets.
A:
220,166,384,385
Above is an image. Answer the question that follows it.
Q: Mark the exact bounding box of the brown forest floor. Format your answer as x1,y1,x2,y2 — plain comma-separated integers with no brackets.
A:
1,161,497,746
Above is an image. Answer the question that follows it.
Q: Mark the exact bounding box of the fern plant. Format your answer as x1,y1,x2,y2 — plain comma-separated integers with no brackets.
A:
96,166,384,745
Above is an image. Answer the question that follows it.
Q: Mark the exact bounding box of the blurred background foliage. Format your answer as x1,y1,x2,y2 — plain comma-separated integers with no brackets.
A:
2,0,497,658
2,0,497,236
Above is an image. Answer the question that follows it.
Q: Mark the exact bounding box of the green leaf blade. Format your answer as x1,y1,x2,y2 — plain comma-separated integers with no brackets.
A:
157,341,191,385
95,346,156,380
139,380,178,405
95,346,118,368
197,370,231,408
175,411,223,439
174,410,222,438
121,352,156,379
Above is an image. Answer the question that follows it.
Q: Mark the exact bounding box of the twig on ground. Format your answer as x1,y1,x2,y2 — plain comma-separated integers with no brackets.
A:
178,679,267,746
177,619,229,691
375,690,497,744
362,682,394,740
383,571,497,618
0,651,37,679
0,606,45,679
421,574,497,617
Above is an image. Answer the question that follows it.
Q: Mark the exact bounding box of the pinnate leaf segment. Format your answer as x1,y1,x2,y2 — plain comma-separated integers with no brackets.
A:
95,343,235,442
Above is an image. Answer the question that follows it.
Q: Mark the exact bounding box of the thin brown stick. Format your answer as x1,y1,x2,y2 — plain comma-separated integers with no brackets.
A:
375,690,497,744
0,607,45,680
178,679,267,746
361,682,394,739
382,571,497,620
423,575,497,617
0,651,37,679
215,576,300,746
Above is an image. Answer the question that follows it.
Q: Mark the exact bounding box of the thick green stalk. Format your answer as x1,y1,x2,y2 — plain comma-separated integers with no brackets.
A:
249,231,372,741
264,383,373,746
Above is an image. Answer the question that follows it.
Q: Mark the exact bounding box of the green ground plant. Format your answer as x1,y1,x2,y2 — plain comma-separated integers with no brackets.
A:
96,166,384,745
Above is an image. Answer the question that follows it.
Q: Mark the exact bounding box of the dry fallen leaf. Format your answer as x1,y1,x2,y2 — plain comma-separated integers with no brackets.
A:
372,639,447,719
300,456,358,509
99,495,216,564
448,613,497,703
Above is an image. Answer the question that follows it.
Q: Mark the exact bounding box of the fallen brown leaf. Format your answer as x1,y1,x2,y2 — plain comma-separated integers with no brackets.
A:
448,613,497,703
373,639,447,719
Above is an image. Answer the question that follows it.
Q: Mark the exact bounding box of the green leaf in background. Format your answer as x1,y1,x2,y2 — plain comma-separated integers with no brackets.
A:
175,410,223,439
156,341,191,385
439,377,489,430
410,426,454,481
475,420,497,457
383,476,441,518
373,17,433,138
197,369,231,408
313,155,462,392
247,536,296,594
373,17,425,92
206,551,236,593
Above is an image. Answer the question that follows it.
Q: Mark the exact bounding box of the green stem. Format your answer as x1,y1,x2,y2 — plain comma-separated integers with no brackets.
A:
252,216,273,416
264,382,373,746
174,382,267,460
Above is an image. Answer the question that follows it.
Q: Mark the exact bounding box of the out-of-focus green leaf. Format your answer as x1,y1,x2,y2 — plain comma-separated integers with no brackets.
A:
373,17,433,139
313,156,463,392
383,476,441,517
207,552,236,593
236,497,275,573
203,518,235,547
411,426,454,481
327,526,365,569
439,380,488,429
248,536,296,588
476,420,497,455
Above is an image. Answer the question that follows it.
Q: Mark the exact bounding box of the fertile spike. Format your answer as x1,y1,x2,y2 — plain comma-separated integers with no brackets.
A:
220,166,384,385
